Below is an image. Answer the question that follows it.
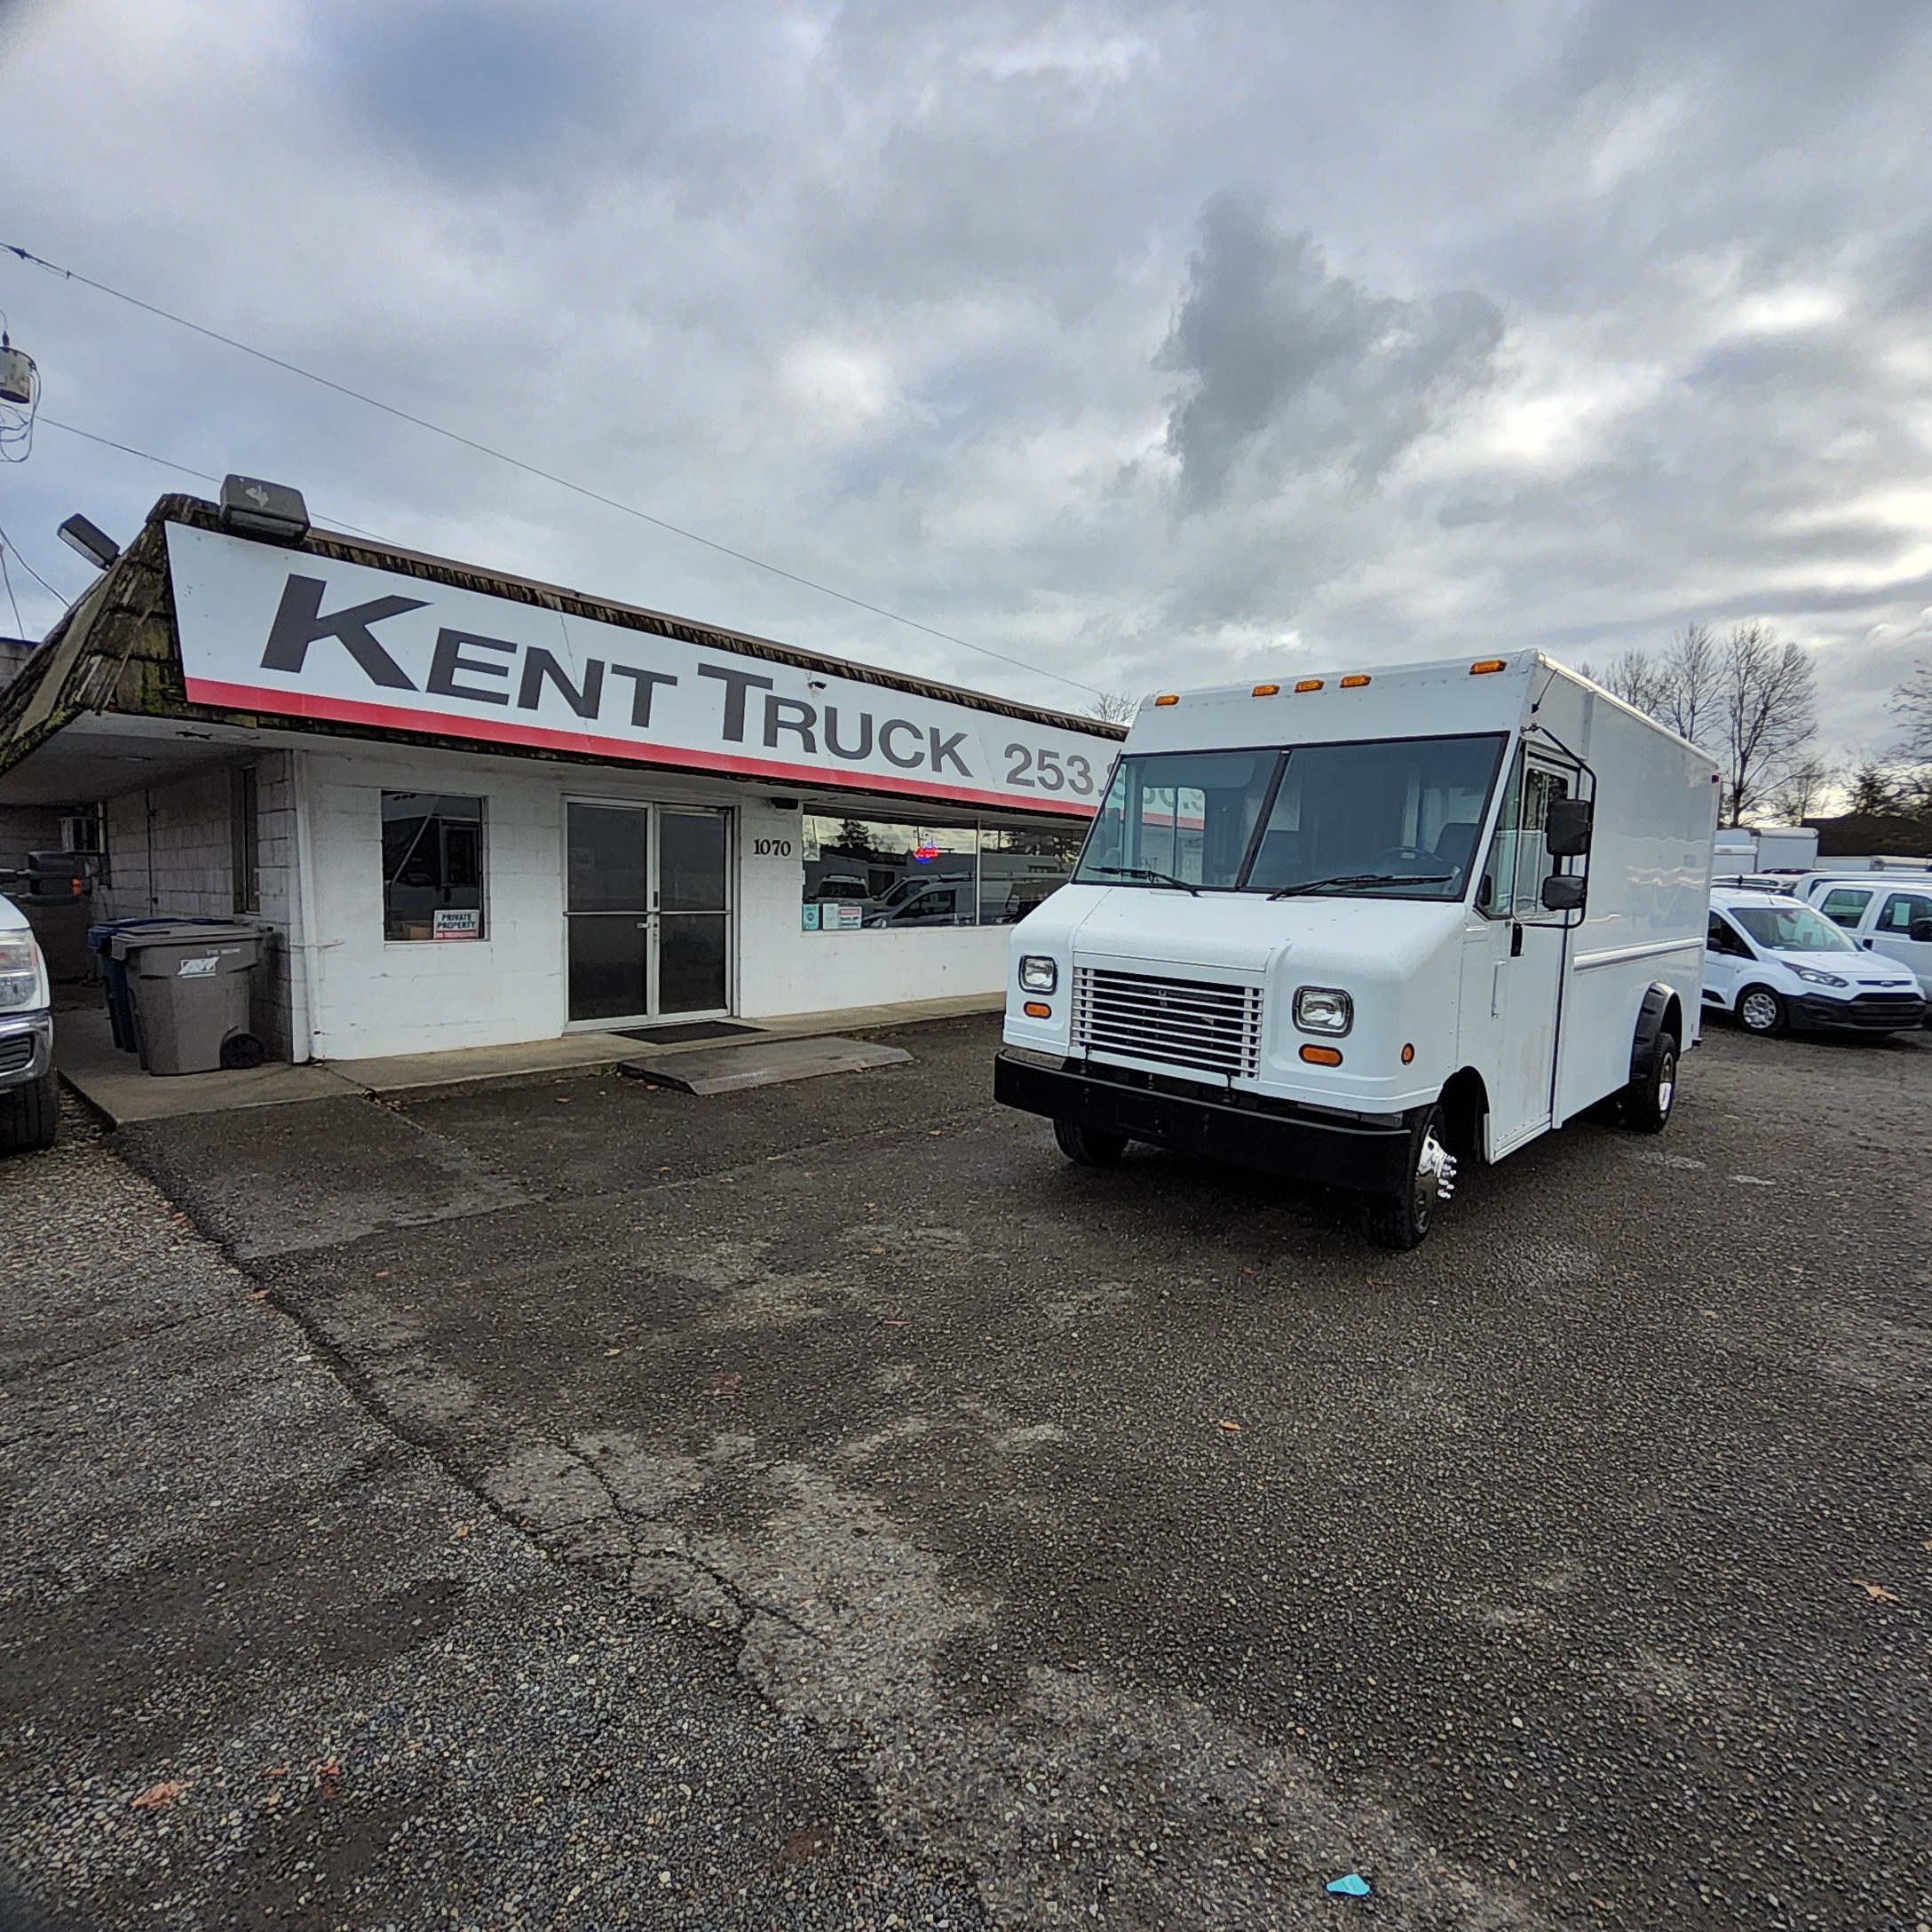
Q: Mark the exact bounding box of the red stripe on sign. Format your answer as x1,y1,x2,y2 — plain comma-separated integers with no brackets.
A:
179,677,1103,819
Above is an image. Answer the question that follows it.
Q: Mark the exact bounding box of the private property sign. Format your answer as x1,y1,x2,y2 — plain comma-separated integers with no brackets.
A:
164,523,1112,817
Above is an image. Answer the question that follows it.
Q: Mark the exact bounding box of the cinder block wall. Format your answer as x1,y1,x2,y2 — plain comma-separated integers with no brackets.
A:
93,756,298,1057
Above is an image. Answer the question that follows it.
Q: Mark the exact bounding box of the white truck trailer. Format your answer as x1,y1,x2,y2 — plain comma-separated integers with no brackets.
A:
994,653,1722,1247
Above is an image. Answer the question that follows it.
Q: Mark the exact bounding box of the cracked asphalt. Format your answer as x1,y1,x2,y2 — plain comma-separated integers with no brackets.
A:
3,1011,1929,1930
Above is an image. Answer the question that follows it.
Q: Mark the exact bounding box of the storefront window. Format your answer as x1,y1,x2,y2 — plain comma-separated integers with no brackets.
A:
800,815,1079,930
978,827,1083,924
383,793,485,940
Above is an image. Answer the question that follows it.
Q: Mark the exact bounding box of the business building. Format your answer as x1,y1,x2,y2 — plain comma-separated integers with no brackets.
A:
0,487,1118,1064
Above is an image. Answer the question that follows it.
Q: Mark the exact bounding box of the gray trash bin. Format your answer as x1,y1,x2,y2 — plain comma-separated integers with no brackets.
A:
110,922,267,1075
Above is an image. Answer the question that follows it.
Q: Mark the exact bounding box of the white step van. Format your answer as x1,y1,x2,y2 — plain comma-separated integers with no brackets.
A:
994,653,1721,1247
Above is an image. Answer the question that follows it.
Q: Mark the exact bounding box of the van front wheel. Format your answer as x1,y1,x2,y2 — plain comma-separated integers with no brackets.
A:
1053,1119,1128,1167
1362,1103,1455,1251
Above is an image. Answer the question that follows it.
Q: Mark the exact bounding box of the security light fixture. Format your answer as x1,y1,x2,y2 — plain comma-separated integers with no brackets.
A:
218,474,310,545
58,514,120,570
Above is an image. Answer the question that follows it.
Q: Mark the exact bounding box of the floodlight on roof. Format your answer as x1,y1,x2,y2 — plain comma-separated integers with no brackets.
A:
219,474,310,544
58,514,120,571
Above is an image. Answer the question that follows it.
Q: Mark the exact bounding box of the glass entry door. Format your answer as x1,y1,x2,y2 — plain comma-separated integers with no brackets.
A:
566,803,730,1025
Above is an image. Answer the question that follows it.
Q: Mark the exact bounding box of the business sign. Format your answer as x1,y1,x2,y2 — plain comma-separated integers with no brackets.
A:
165,524,1110,818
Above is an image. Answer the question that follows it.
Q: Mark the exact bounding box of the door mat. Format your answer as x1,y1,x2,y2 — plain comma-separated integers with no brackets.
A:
619,1035,912,1095
612,1020,765,1045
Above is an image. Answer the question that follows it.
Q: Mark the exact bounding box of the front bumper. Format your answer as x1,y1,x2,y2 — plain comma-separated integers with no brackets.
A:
1788,991,1927,1032
0,1010,54,1088
994,1053,1414,1195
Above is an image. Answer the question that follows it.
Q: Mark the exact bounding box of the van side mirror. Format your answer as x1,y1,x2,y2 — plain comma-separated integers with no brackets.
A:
1544,796,1593,857
1912,919,1932,944
1540,873,1586,913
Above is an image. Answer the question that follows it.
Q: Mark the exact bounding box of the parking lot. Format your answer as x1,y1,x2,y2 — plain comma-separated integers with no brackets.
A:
4,1012,1929,1930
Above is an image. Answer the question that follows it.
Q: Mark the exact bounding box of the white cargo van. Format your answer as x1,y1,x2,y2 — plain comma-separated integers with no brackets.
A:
1793,872,1932,1005
994,653,1721,1247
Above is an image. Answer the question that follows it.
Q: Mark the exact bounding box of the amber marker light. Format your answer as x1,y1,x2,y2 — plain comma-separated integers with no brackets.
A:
1401,1043,1415,1064
1340,674,1371,688
1153,693,1180,707
1023,1002,1052,1019
1470,658,1507,675
1252,683,1280,697
1295,677,1324,693
1299,1043,1343,1066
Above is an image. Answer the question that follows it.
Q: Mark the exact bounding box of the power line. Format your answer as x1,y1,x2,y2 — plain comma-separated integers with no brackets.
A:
0,538,22,635
4,242,1104,701
0,521,61,602
39,416,386,541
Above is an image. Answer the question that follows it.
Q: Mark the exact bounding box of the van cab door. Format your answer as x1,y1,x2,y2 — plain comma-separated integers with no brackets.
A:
1462,750,1575,1158
1865,887,1932,994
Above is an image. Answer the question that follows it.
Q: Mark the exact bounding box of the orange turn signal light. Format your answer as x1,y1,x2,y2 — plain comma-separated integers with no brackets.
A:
1295,677,1323,693
1154,693,1179,707
1252,682,1280,697
1400,1043,1415,1065
1470,658,1507,675
1299,1043,1343,1066
1340,673,1371,688
1023,1001,1052,1019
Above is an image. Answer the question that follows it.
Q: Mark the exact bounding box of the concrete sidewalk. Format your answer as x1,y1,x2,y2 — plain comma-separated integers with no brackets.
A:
55,990,1002,1123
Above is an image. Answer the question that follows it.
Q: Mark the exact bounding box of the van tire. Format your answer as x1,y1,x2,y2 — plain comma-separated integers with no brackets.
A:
0,1070,59,1155
1053,1119,1128,1167
1361,1103,1453,1252
1736,986,1787,1036
1620,1031,1677,1134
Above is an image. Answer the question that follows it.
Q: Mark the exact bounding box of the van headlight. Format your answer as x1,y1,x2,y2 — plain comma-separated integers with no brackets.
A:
0,938,46,1011
1293,986,1352,1035
1018,955,1058,994
1789,967,1847,987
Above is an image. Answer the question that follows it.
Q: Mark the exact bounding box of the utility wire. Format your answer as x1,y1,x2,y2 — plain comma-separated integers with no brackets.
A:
0,520,61,602
40,416,386,541
4,242,1104,701
0,538,23,635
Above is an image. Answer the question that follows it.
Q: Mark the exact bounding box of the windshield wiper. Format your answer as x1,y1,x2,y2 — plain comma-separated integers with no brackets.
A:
1269,871,1452,900
1089,865,1201,897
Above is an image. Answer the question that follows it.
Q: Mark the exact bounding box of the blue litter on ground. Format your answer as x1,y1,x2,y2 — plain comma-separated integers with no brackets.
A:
1326,1873,1372,1897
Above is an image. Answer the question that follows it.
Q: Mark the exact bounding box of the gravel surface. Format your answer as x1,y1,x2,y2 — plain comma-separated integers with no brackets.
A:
0,1098,983,1930
4,1013,1929,1930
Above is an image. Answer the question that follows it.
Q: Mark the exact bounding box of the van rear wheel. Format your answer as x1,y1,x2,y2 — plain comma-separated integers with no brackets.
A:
1053,1119,1128,1167
1362,1103,1455,1251
1620,1031,1677,1134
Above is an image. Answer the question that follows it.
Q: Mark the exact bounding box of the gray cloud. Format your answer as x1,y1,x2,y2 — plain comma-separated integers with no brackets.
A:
1158,196,1504,506
2,0,1931,759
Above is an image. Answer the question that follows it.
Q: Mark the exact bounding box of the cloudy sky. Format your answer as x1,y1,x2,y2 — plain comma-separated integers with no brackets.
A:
3,0,1930,761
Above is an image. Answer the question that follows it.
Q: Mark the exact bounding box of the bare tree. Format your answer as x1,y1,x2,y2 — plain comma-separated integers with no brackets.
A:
1892,655,1932,766
1089,690,1140,724
1578,648,1668,714
1652,622,1723,748
1714,622,1817,824
1843,757,1907,816
1767,754,1837,824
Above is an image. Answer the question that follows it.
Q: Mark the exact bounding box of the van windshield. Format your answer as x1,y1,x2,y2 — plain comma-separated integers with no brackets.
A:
1073,733,1508,899
1730,904,1857,954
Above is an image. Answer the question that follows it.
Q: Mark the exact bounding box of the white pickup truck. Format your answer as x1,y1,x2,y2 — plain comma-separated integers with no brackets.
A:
995,653,1720,1247
0,891,58,1153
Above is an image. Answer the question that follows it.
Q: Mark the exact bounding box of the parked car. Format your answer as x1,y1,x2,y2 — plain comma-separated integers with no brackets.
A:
0,891,58,1153
1705,888,1926,1037
1793,872,1932,1009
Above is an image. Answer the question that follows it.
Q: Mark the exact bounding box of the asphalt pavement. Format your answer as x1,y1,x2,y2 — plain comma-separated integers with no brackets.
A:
3,1013,1928,1930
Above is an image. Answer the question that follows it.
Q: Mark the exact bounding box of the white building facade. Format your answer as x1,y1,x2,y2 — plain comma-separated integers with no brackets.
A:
0,494,1118,1065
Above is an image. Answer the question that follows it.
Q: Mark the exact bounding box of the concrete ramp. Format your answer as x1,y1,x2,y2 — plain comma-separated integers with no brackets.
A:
620,1034,911,1095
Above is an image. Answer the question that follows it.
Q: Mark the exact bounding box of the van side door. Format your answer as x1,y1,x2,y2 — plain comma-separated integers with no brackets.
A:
1865,888,1932,995
1703,911,1753,1010
1466,749,1575,1158
1814,883,1874,933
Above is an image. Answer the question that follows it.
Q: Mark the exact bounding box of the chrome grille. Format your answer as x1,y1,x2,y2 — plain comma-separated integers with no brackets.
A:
1072,967,1263,1081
